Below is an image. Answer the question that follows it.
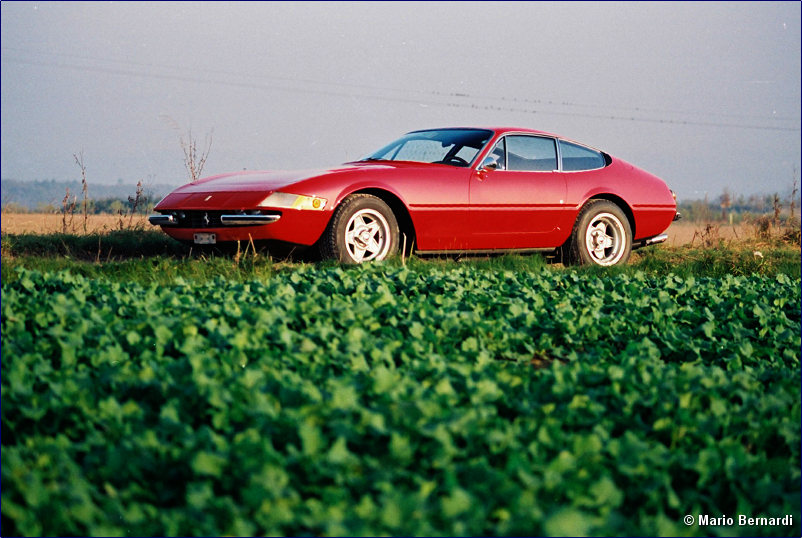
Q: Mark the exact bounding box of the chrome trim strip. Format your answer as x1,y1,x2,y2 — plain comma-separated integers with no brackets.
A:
220,214,281,225
148,214,176,226
554,137,562,172
416,247,557,255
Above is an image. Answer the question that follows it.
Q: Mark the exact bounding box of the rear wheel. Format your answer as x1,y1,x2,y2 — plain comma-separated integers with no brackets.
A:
320,194,399,263
567,200,631,266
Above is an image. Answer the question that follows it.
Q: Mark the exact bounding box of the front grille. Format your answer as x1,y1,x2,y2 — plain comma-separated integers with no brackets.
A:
159,210,278,228
184,211,224,228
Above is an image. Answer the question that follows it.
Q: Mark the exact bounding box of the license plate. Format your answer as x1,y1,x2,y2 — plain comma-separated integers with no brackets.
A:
193,232,216,245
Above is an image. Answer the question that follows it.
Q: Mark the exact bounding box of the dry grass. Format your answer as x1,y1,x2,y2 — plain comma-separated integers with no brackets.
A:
665,221,747,246
1,212,149,235
666,219,800,247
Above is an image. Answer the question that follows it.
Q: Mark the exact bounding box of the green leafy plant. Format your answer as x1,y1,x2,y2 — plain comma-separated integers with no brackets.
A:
2,267,799,536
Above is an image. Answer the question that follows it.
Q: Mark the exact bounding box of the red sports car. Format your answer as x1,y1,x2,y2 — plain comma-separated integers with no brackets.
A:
149,127,679,266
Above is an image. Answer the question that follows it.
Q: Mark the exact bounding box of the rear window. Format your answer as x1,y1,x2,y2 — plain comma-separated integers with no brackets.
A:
559,140,606,171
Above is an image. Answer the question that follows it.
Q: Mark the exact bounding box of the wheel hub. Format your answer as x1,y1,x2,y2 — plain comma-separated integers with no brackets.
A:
356,227,373,246
344,208,391,262
590,224,614,254
584,212,626,266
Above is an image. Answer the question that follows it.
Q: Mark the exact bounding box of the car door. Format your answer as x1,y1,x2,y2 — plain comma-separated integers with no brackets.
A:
469,134,568,249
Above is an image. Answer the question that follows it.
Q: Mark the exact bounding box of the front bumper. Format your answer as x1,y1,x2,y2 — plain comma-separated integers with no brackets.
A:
148,211,281,227
149,207,331,246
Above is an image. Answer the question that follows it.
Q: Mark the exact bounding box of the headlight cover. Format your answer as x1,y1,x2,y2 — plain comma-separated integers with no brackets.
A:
258,192,327,210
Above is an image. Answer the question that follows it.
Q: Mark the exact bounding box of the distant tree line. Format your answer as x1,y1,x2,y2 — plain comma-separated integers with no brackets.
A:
2,195,157,215
677,186,798,224
1,179,168,214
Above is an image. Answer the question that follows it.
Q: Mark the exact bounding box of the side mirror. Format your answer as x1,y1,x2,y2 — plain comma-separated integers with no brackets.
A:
479,155,501,171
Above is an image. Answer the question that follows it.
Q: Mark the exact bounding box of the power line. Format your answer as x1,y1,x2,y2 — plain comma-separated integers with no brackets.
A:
3,52,801,133
4,45,799,124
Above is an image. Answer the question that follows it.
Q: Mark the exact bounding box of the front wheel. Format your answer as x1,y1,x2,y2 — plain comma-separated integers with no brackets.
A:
567,200,632,266
320,194,399,263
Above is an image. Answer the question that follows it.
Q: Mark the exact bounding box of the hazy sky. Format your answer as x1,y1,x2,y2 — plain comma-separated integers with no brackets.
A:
1,1,800,201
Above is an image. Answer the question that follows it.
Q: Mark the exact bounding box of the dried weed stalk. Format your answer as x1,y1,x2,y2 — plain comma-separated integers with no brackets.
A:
61,188,77,234
181,129,213,182
74,151,89,233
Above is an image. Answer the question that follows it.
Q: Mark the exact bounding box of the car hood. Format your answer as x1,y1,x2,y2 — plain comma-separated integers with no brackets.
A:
154,161,456,210
172,163,396,194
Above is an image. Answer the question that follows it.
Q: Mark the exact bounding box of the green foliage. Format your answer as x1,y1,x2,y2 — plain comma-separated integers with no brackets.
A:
2,236,800,287
2,267,800,536
2,230,190,260
1,254,279,285
629,244,801,279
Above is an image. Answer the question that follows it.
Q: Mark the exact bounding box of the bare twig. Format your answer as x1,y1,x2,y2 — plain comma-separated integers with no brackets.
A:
180,129,213,182
61,188,77,234
73,151,89,233
127,181,144,228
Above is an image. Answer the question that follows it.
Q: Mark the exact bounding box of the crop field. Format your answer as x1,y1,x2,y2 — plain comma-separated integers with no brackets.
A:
2,232,800,537
1,212,149,235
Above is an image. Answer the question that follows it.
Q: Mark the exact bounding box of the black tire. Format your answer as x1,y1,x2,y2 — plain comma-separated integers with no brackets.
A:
567,200,632,266
320,194,400,263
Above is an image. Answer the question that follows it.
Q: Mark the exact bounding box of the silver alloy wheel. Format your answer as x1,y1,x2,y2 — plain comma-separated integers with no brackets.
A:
344,208,391,262
583,212,628,265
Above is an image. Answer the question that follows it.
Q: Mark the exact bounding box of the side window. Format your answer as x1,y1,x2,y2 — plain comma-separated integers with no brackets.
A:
560,140,606,171
506,136,557,171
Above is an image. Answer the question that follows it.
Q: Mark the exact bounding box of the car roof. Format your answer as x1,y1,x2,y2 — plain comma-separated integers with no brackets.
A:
412,126,558,137
406,126,605,153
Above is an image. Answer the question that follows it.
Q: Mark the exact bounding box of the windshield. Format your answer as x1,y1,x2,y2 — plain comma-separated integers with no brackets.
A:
362,128,493,167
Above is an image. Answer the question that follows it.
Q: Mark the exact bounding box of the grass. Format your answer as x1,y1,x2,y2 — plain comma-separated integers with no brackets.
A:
2,227,799,285
629,242,801,278
1,229,187,259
